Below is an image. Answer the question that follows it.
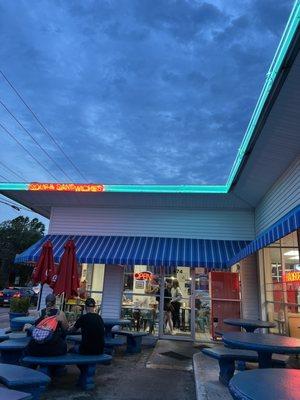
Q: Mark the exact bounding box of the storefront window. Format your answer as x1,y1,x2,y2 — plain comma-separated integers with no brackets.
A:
80,263,105,307
194,268,210,341
122,265,160,336
263,230,300,337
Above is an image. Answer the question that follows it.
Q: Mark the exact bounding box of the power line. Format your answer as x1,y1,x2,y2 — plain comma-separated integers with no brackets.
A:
0,172,9,181
0,160,27,181
0,121,59,182
0,99,74,182
0,196,32,212
0,70,87,182
0,199,21,211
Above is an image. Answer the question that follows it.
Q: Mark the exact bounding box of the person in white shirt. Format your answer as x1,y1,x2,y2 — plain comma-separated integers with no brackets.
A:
171,279,182,330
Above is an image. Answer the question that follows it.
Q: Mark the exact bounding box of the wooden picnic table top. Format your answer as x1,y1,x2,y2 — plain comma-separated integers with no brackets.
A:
223,332,300,355
223,318,276,332
229,369,300,400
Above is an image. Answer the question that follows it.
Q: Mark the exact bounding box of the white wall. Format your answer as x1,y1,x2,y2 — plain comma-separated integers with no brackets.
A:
255,157,300,235
49,206,255,240
240,254,260,319
101,265,124,319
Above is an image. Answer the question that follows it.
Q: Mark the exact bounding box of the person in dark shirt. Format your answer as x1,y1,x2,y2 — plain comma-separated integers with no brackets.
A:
69,297,105,355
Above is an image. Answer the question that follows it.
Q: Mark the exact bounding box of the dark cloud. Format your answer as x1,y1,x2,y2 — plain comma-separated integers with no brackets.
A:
0,0,294,214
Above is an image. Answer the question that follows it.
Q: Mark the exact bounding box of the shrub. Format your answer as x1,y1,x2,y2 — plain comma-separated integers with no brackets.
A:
10,297,30,314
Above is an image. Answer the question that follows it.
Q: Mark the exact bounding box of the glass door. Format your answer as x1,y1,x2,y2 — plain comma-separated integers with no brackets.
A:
194,268,211,341
161,267,195,340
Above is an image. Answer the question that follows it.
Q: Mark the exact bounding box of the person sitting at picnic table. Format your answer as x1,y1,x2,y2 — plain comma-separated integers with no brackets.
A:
68,297,105,355
25,293,68,357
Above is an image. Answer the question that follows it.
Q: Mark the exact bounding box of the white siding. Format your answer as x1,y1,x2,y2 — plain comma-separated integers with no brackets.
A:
240,254,259,319
49,207,254,240
101,265,124,319
255,157,300,235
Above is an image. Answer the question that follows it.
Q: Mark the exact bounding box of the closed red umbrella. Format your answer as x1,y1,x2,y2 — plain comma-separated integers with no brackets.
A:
53,240,79,300
32,240,55,285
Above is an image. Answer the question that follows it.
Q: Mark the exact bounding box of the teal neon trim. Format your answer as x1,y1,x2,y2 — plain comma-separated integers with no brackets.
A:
0,183,28,191
226,0,300,189
104,185,227,193
0,182,227,194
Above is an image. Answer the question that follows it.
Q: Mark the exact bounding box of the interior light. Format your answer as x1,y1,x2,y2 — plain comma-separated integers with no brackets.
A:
284,250,299,256
289,256,299,260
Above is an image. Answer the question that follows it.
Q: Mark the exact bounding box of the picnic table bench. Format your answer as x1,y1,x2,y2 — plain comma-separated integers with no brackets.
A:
202,347,259,385
114,331,148,354
0,386,32,400
66,334,126,355
22,353,112,390
202,346,287,385
0,363,50,400
0,338,30,364
229,368,300,400
0,333,9,342
223,332,300,368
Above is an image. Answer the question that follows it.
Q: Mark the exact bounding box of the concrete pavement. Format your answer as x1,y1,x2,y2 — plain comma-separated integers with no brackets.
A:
43,346,196,400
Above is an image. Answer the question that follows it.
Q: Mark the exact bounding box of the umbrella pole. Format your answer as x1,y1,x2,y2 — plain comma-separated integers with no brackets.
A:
37,283,43,311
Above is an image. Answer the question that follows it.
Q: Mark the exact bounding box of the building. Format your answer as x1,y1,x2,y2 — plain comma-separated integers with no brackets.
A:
1,2,300,341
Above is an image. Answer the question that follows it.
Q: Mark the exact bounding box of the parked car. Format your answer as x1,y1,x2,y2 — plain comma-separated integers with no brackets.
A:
0,287,38,307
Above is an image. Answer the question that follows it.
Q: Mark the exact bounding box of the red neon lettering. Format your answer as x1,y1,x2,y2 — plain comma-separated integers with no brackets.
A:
29,183,104,192
135,272,152,280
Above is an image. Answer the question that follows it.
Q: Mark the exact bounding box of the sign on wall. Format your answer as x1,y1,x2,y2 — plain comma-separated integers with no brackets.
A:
284,271,300,283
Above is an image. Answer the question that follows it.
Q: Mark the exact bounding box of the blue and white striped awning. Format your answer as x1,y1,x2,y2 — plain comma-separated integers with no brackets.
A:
15,234,249,269
227,204,300,266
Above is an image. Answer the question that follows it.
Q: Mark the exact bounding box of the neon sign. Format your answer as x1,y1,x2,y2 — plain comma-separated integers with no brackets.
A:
29,183,104,193
135,272,152,281
284,272,300,283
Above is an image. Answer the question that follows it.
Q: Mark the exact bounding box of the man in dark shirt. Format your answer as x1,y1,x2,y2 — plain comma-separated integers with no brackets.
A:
70,297,105,355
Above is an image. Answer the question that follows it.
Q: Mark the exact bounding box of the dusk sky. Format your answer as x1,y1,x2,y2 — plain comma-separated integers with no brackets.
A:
0,0,294,224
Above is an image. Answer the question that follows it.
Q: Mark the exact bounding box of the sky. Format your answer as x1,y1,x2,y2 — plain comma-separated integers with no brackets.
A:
0,0,294,225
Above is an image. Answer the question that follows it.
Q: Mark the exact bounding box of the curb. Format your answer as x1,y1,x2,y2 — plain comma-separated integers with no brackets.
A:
193,353,208,400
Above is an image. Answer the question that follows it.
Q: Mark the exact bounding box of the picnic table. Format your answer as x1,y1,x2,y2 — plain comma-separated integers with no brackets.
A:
11,317,37,331
223,332,300,368
102,318,131,337
229,368,300,400
0,337,31,364
223,318,276,333
0,387,32,400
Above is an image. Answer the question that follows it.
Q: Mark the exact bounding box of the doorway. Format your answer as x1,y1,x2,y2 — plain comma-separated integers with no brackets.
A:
160,268,196,341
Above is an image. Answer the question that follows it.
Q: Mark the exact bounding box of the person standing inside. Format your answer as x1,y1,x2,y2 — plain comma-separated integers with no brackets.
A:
163,279,174,334
171,279,182,330
69,297,105,355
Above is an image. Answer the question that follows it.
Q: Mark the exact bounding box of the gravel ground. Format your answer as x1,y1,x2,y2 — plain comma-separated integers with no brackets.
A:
42,347,196,400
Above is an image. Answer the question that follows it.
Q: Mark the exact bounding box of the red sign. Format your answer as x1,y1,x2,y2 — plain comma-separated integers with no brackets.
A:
284,271,300,283
29,183,104,193
134,272,152,281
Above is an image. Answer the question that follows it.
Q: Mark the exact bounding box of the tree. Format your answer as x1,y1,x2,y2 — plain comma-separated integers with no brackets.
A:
0,216,45,287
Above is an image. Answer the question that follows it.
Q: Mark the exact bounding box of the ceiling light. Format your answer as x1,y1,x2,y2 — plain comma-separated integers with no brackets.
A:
284,250,299,256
